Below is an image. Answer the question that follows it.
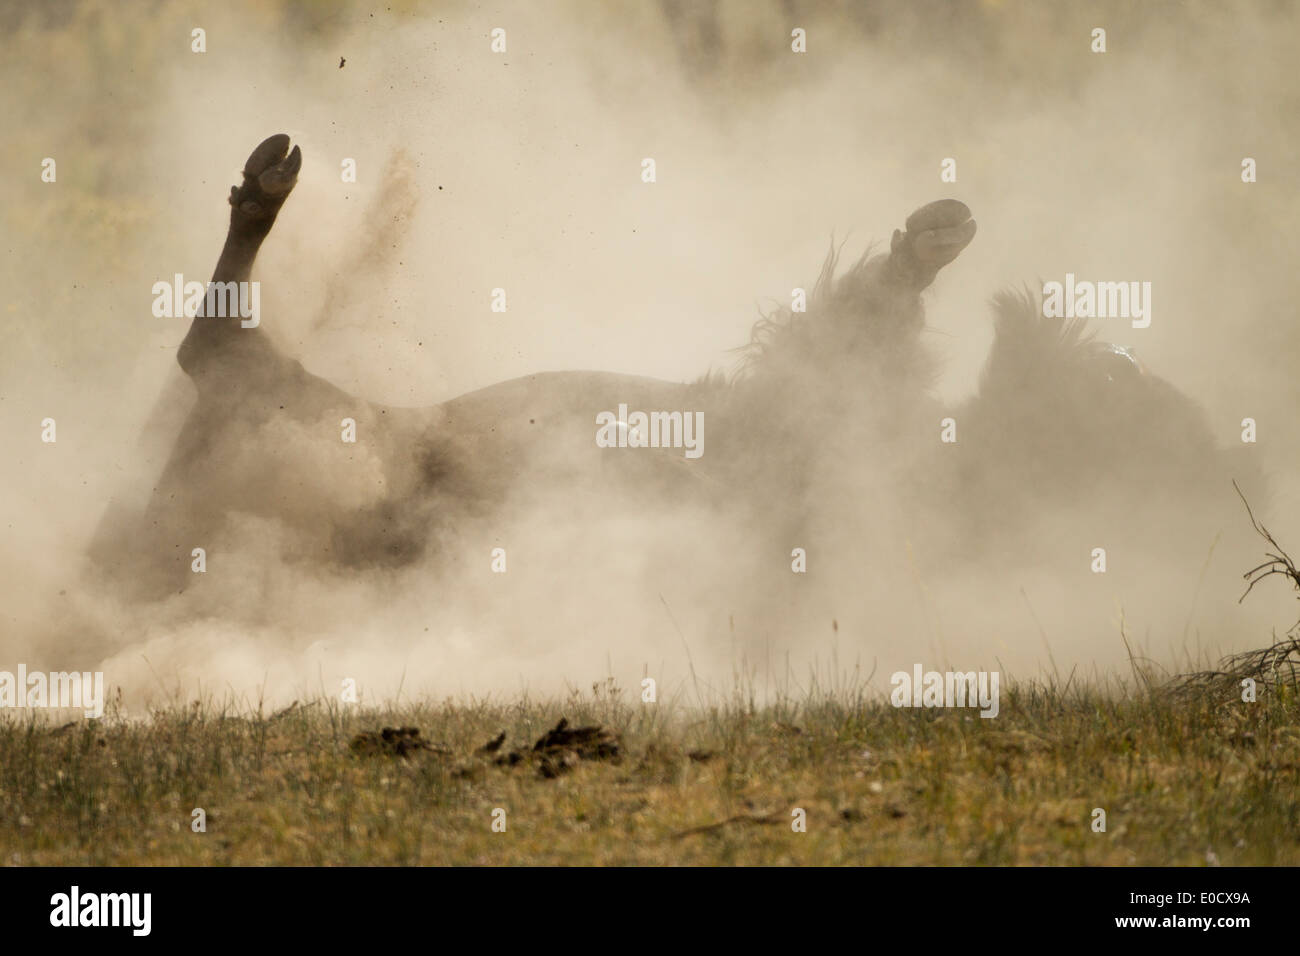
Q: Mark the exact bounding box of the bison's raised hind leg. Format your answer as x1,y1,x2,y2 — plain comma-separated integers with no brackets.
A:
178,134,301,381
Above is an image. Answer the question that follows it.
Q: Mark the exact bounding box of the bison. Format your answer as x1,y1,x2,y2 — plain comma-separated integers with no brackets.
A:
88,134,1254,645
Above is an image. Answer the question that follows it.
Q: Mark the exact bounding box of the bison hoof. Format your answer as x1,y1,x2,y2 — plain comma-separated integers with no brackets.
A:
891,199,976,287
907,200,976,268
229,134,302,218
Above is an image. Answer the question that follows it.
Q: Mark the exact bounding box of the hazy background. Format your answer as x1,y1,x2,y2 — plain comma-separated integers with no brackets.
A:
3,0,1299,709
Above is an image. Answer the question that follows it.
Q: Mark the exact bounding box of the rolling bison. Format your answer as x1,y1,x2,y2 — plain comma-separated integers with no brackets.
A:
89,135,1254,629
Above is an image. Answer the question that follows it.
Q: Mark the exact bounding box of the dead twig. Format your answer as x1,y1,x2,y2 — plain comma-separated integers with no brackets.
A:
269,698,321,722
671,811,787,840
1234,481,1300,623
1168,485,1300,695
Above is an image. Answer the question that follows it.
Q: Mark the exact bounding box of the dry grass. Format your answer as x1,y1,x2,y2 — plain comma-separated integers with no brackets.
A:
2,662,1297,865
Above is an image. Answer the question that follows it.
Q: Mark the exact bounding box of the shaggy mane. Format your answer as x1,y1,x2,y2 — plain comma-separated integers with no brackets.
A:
727,239,881,383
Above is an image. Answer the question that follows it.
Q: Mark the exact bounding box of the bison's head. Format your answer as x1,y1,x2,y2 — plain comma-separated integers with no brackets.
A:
971,288,1218,486
943,285,1237,557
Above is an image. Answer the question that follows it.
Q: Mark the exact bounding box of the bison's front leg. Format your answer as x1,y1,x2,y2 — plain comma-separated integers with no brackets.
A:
810,198,976,361
829,198,977,360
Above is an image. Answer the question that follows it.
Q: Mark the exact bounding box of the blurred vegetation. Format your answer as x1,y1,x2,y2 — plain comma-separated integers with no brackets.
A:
1,662,1296,864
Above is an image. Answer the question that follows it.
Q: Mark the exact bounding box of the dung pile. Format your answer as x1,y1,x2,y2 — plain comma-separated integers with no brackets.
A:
485,717,622,778
349,725,448,758
350,717,621,778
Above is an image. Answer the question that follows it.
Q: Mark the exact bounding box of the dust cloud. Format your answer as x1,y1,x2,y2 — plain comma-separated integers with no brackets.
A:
2,0,1298,712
